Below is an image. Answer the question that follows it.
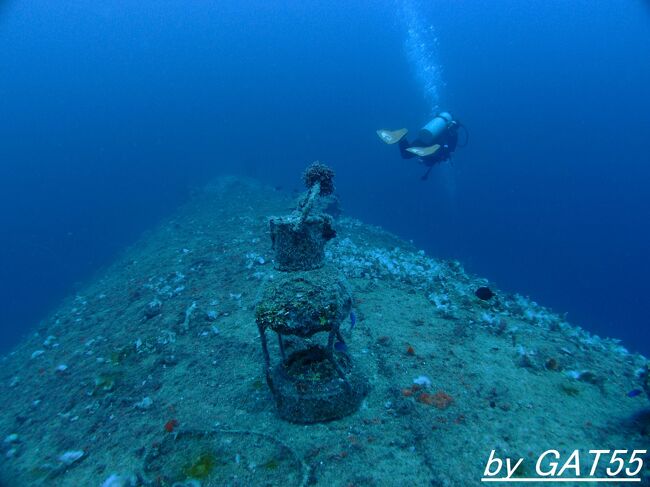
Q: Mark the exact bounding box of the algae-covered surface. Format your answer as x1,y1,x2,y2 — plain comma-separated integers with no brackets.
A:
0,177,648,486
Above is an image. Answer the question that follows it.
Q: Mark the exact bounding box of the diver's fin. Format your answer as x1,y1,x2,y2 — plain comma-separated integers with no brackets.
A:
406,144,440,157
376,128,408,145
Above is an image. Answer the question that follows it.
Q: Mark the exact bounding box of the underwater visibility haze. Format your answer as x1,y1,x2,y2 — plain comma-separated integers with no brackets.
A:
0,1,649,485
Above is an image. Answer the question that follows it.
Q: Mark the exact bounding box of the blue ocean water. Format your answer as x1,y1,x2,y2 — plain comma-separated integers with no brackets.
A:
0,0,649,355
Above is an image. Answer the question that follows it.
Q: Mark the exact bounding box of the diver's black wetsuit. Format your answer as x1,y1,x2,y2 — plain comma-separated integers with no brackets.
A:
398,130,459,180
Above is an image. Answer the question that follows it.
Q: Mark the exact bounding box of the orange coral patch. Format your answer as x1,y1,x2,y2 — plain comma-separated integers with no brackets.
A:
164,419,179,432
417,391,453,409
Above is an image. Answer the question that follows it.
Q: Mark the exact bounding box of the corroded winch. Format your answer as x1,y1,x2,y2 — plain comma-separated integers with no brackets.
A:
255,162,368,423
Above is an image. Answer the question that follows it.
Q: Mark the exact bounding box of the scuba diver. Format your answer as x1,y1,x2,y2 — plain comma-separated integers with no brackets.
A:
377,111,467,180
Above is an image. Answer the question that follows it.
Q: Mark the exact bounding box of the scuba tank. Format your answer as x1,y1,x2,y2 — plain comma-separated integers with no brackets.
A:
418,112,456,146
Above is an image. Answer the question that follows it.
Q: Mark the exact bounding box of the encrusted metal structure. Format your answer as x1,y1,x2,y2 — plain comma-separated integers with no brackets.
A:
255,163,368,423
